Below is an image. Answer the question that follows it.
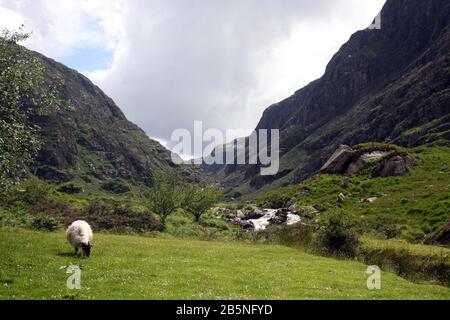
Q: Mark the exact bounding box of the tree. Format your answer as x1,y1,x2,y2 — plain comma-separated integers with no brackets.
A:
147,170,181,227
181,185,220,222
0,27,70,194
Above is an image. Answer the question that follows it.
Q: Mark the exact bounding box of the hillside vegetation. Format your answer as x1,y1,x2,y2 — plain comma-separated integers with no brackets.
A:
251,146,449,242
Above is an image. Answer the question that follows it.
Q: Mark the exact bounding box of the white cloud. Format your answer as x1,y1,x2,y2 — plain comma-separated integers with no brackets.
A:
0,0,123,57
0,0,386,157
0,6,23,29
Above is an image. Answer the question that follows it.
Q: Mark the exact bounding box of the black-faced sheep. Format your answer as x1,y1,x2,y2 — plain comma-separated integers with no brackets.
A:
67,220,93,257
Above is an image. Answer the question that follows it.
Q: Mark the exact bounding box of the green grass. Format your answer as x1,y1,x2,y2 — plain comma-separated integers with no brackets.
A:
361,237,450,258
255,146,450,241
0,228,449,300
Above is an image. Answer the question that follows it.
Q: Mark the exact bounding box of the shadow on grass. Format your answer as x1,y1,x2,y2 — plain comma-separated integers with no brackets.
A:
1,279,14,285
57,252,78,258
56,252,90,261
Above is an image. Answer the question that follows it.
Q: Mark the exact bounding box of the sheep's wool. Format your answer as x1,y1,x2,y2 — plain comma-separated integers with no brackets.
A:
67,220,93,248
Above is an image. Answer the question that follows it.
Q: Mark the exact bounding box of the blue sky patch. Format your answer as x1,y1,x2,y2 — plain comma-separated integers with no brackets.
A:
60,46,113,73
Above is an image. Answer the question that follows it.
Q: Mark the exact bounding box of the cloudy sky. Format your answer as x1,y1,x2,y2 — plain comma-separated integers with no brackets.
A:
0,0,385,158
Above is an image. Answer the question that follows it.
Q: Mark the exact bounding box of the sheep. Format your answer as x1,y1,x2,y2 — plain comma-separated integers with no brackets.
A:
67,220,93,257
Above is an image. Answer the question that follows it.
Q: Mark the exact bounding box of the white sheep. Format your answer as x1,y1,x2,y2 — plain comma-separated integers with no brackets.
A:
67,220,93,257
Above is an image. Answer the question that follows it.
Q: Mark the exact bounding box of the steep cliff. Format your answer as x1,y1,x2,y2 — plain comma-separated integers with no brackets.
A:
21,51,197,188
211,0,450,193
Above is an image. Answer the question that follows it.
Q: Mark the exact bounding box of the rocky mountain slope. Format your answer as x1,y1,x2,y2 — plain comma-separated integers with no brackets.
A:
21,50,197,189
209,0,450,195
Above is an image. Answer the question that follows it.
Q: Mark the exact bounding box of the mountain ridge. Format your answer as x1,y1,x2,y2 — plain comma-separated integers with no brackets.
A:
207,0,450,195
18,48,199,190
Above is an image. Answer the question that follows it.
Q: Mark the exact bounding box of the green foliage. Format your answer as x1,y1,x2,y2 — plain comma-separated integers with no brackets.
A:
147,171,181,226
0,27,71,194
164,209,242,240
254,146,450,242
317,213,360,258
12,177,52,205
57,183,83,195
30,215,59,232
256,223,316,248
0,207,30,228
101,180,130,194
73,200,163,233
360,238,450,286
181,185,220,222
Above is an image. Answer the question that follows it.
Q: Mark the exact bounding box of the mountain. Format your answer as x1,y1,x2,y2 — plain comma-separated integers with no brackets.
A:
208,0,450,195
21,49,198,190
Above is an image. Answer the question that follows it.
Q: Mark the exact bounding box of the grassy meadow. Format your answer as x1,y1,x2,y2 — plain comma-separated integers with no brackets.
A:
0,228,449,300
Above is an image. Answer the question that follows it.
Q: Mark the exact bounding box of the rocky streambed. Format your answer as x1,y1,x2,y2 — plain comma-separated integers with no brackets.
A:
213,207,308,232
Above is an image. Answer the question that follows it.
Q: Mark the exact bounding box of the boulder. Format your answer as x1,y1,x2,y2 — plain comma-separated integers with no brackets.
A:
320,145,355,174
284,197,297,209
236,210,245,219
360,197,378,203
337,193,346,203
229,217,254,230
246,208,264,220
376,155,415,177
286,214,302,226
270,210,288,225
346,151,387,175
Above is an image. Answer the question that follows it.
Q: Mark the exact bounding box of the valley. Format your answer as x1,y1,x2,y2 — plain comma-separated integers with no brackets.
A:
0,0,449,301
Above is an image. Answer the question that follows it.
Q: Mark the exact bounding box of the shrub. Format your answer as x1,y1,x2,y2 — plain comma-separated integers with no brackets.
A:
0,207,31,228
165,210,242,240
359,246,450,286
383,225,402,239
243,204,255,211
201,217,234,231
167,212,194,227
259,223,315,248
181,185,220,222
57,183,83,194
66,200,163,233
30,215,60,231
28,198,78,218
101,180,131,194
13,177,52,205
257,194,291,209
316,213,360,257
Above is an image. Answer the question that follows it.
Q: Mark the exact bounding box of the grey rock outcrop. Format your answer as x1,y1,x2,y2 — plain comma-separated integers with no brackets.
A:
376,155,415,177
320,145,354,174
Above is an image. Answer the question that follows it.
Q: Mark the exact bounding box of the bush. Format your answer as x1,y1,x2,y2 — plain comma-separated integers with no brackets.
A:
165,210,242,240
30,215,60,231
181,185,220,222
0,207,31,228
316,213,360,257
101,180,131,194
13,177,52,205
28,198,78,218
57,183,83,194
66,200,163,233
359,246,450,286
29,198,163,234
255,223,316,248
243,204,255,211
